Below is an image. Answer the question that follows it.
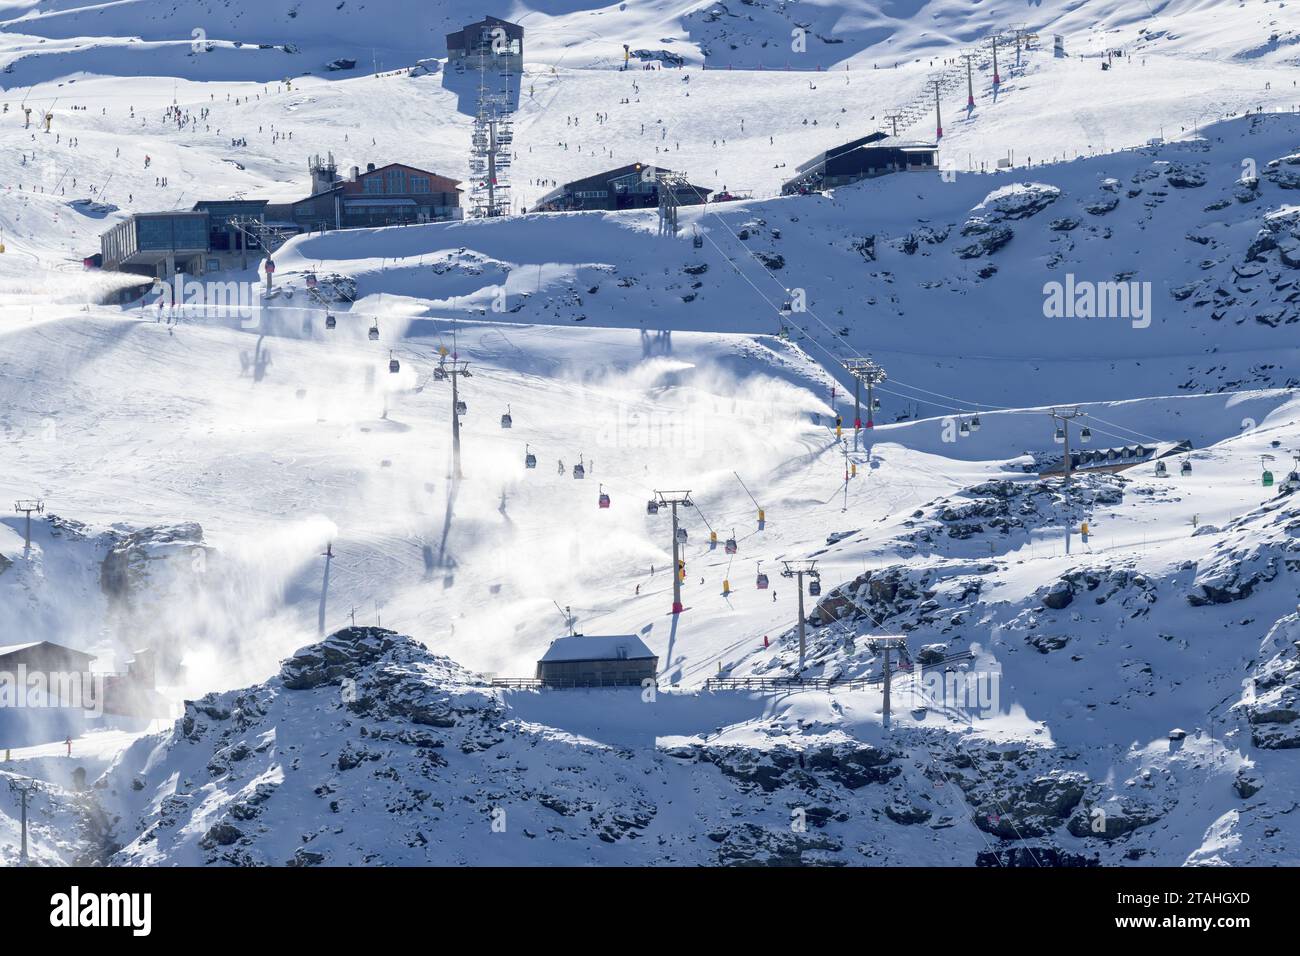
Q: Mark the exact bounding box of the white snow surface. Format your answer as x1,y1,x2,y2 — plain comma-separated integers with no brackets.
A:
1,0,1300,865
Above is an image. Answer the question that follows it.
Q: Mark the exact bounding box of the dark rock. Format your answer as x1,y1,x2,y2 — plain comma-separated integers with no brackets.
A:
202,822,242,847
1041,580,1075,610
1234,770,1263,798
1166,165,1207,188
279,626,401,690
1028,634,1070,654
973,772,1088,838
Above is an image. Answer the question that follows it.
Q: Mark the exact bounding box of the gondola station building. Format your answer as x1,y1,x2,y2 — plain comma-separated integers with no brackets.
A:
782,132,939,194
533,163,712,213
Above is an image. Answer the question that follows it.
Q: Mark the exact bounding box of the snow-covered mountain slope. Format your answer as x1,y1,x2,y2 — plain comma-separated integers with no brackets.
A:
2,0,1295,79
97,605,1300,866
4,0,1297,313
4,0,1300,868
0,766,110,865
4,270,1298,865
102,626,937,866
267,113,1300,407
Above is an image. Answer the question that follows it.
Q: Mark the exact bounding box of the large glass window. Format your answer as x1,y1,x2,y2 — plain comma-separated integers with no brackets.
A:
173,217,207,249
136,217,172,250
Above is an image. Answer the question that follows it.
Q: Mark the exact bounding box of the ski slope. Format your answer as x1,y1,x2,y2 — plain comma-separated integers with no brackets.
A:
2,0,1300,866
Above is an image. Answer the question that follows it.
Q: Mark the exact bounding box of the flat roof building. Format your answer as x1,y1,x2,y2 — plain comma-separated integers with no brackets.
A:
533,163,711,213
783,134,939,194
100,158,462,276
100,210,209,278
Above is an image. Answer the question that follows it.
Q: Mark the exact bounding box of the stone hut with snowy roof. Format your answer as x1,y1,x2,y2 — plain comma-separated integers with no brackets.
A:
535,634,658,687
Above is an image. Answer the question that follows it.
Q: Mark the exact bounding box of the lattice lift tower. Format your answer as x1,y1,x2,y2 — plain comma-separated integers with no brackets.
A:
468,58,514,218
